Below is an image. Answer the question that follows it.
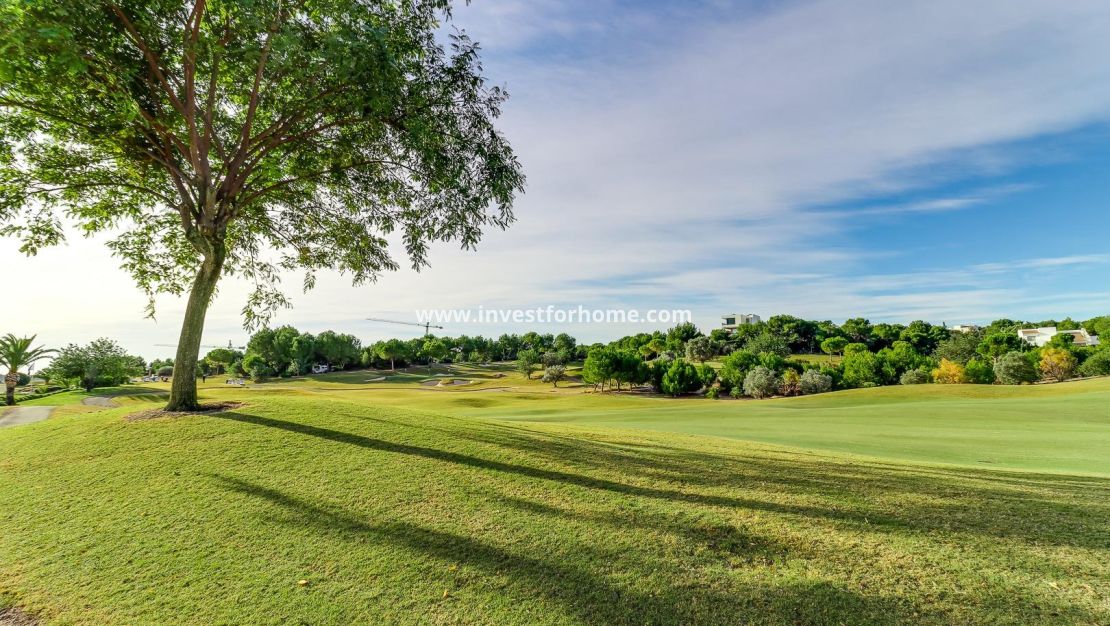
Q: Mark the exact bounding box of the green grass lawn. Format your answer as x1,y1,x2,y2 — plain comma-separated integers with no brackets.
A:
241,367,1110,476
0,370,1107,624
792,353,844,366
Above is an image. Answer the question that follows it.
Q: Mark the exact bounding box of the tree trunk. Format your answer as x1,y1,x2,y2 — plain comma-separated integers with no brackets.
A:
166,244,227,411
4,370,17,405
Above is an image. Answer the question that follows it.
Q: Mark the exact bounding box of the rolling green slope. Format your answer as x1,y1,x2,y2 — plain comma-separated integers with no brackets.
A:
0,392,1107,624
249,371,1110,475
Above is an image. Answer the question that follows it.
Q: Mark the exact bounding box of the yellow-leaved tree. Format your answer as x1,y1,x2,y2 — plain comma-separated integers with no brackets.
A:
931,359,966,384
1039,348,1077,382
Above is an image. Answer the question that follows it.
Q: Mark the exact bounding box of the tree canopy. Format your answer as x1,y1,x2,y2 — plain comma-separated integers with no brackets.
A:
48,338,142,391
0,0,523,409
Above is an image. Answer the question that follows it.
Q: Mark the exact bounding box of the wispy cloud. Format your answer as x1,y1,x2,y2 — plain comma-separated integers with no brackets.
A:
821,183,1035,218
6,0,1110,354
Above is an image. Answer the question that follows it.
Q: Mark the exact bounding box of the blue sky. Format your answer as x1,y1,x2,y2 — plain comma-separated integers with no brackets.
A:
5,0,1110,355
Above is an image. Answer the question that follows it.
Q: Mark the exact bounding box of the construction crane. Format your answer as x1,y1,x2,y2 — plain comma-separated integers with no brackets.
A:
154,339,246,351
366,317,443,336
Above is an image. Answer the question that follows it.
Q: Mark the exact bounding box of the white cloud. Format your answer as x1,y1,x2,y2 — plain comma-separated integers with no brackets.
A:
6,0,1110,356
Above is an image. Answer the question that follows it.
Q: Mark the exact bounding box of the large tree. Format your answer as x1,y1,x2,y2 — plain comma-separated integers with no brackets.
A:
375,337,409,370
0,1,524,410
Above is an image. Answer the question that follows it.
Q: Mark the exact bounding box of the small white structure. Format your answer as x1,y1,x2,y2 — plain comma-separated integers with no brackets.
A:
1017,327,1100,348
311,364,330,374
951,324,980,333
721,313,761,332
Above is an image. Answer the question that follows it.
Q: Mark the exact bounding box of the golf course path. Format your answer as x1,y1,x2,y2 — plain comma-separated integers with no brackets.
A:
0,405,55,428
82,396,119,408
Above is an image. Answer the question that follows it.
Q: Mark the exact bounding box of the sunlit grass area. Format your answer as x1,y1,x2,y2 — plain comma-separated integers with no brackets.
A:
0,369,1107,624
189,366,1110,475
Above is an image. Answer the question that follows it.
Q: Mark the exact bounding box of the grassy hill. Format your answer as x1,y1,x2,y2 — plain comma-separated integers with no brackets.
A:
234,368,1110,475
0,373,1107,624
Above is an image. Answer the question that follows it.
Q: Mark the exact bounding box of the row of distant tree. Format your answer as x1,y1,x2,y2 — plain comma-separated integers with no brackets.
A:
158,313,1110,390
212,327,588,381
15,313,1108,395
581,315,1110,398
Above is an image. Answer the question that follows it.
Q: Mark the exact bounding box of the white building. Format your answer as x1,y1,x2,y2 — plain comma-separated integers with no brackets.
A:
1017,327,1100,348
951,324,980,333
721,313,761,332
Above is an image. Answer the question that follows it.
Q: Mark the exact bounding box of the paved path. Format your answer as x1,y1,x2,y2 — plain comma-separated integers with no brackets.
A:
0,405,55,428
82,396,119,408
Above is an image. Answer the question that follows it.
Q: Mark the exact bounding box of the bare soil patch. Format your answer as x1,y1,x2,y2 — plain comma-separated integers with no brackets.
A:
0,607,39,626
125,401,245,422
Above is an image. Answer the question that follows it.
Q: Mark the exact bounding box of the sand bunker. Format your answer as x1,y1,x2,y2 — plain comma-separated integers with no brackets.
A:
421,379,471,387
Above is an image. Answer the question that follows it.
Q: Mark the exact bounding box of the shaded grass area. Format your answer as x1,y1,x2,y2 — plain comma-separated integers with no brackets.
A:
0,394,1107,624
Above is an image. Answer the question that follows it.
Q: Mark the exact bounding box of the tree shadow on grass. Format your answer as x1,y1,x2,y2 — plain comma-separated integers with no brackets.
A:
216,411,857,521
491,493,790,567
459,421,1110,552
214,410,1110,553
211,474,914,626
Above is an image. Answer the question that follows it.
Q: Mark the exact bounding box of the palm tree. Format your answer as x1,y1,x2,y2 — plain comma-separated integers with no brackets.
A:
0,334,56,406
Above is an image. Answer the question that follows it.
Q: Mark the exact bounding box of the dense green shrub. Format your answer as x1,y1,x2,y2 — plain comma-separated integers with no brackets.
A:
718,350,759,393
1078,349,1110,377
647,358,669,391
899,368,930,385
743,333,790,358
697,364,717,389
705,386,719,399
995,351,1037,385
661,359,702,396
977,333,1026,360
799,369,833,394
842,350,884,388
684,336,719,363
964,358,996,384
758,352,788,374
780,369,801,396
819,365,844,390
880,341,931,377
933,331,983,365
743,366,780,399
242,354,272,383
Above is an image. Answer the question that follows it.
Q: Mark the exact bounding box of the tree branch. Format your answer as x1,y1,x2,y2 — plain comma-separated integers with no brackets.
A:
224,0,286,201
107,4,188,118
183,0,209,185
22,182,177,205
236,158,395,209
